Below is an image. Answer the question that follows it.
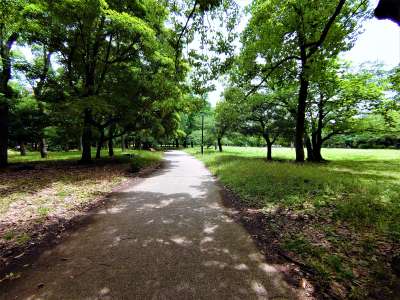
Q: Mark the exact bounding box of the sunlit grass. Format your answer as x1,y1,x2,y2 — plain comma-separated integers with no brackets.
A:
185,146,400,296
185,146,400,238
7,148,149,164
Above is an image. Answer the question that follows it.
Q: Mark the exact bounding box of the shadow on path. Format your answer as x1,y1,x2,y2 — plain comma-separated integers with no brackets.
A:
0,151,302,299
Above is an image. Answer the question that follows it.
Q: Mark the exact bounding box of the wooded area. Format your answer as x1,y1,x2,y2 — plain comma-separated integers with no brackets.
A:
0,0,398,167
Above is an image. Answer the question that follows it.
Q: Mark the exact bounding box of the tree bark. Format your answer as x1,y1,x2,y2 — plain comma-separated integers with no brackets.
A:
305,135,314,161
295,74,309,163
263,133,273,161
175,138,179,148
108,123,115,157
266,143,272,161
108,138,114,157
121,135,125,152
96,129,105,159
0,34,17,167
81,108,92,163
0,104,8,167
19,142,26,156
217,137,223,152
39,138,48,158
312,142,323,162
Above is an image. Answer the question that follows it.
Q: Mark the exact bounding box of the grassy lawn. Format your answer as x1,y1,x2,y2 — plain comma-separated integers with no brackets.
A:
1,149,162,258
185,146,400,299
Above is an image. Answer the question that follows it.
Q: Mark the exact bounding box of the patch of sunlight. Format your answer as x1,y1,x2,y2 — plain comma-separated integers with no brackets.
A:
162,218,174,224
251,280,268,298
136,199,175,211
234,263,249,271
99,287,111,296
203,260,228,269
109,236,121,247
206,202,222,210
156,238,170,245
248,253,264,262
259,263,278,273
98,205,127,215
200,236,214,244
142,239,153,247
203,223,218,234
170,236,192,246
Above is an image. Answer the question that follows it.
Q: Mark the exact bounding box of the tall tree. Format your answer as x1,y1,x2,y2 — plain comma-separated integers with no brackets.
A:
0,0,25,166
240,0,369,162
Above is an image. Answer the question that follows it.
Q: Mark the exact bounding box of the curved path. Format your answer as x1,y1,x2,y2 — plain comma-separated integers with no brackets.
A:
0,151,299,299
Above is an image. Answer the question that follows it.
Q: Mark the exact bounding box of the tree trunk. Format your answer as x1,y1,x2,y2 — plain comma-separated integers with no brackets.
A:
121,135,125,152
96,129,105,159
125,138,129,150
266,142,272,161
175,138,179,148
295,75,308,163
305,135,314,161
78,136,82,151
183,138,187,148
108,138,114,157
0,34,17,168
20,142,27,156
39,138,48,158
81,108,92,163
108,124,115,157
217,137,223,152
0,104,8,167
263,133,273,161
191,141,193,148
311,141,323,162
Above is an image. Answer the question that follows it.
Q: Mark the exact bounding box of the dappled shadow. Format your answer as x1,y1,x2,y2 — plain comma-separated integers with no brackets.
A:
0,151,302,299
0,157,133,209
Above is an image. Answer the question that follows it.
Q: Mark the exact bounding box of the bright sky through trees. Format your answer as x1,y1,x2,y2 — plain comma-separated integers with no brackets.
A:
207,0,400,106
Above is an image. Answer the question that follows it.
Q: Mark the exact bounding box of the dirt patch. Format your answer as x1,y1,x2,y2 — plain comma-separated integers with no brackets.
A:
0,160,163,280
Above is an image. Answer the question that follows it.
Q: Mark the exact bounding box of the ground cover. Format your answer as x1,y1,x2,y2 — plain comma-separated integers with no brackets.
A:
185,146,400,299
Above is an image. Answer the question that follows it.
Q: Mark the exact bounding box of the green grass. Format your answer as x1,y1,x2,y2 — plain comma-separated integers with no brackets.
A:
185,146,400,298
186,146,400,238
7,148,149,164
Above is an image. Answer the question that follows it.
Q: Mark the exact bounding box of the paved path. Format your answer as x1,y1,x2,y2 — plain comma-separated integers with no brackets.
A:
0,151,299,299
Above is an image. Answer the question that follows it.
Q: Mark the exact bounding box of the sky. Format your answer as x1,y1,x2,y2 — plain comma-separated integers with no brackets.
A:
207,0,400,106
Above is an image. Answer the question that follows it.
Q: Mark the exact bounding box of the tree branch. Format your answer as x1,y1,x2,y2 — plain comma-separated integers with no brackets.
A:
305,0,347,57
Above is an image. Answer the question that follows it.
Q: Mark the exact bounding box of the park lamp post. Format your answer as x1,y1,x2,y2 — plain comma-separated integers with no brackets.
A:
201,112,204,155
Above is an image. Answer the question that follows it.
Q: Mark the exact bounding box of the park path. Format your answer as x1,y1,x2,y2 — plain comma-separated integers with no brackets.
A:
0,151,299,300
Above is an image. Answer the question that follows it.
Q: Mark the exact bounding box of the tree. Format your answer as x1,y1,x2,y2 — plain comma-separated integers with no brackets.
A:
0,0,26,166
240,0,369,162
214,98,239,152
26,0,174,162
305,61,385,161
